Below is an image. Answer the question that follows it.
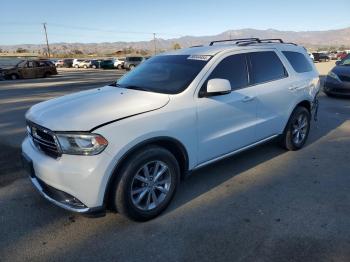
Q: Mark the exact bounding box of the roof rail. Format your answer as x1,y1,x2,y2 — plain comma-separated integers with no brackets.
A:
209,37,298,47
190,45,204,48
209,38,260,46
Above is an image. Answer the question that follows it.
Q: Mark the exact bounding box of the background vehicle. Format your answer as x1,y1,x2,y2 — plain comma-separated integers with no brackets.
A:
337,52,348,60
114,58,125,69
78,60,92,68
123,56,145,70
22,38,319,221
73,59,84,68
55,60,64,67
100,59,116,69
324,54,350,96
60,59,73,68
328,52,338,60
312,52,330,62
90,59,102,69
0,59,57,80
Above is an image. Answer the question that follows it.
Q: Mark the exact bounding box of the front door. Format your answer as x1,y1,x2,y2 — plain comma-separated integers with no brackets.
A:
196,53,258,164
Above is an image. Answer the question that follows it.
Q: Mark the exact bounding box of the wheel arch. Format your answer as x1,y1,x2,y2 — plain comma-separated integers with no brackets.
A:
103,136,189,207
282,99,312,134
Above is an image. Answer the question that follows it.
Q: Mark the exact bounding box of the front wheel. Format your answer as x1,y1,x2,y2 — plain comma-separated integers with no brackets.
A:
280,107,311,151
111,146,180,221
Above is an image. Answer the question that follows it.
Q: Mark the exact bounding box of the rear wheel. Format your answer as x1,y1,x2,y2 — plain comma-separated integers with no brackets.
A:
280,107,311,151
83,65,87,69
74,64,79,68
111,146,180,221
129,64,135,70
10,74,19,80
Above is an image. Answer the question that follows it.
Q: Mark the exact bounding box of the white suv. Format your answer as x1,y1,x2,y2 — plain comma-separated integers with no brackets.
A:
22,38,320,221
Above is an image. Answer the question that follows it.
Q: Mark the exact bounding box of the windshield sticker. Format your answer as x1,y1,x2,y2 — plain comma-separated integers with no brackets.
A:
187,55,211,61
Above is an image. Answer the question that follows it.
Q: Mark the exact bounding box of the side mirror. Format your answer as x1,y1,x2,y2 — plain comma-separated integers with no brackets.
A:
335,60,341,66
206,78,231,96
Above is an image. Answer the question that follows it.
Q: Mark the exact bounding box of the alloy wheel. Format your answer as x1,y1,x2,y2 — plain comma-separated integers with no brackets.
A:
292,113,308,144
130,161,171,211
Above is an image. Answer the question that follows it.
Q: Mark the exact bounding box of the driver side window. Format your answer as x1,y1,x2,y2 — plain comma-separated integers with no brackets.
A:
205,54,249,91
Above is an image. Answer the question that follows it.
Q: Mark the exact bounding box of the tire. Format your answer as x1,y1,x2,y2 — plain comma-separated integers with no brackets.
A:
10,74,18,80
129,64,135,70
280,106,311,151
84,65,87,69
92,65,97,69
117,64,121,69
43,72,51,78
111,146,180,221
74,64,79,68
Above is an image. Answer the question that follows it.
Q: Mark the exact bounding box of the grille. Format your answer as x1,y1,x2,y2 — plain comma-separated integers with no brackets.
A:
27,122,61,158
338,75,350,82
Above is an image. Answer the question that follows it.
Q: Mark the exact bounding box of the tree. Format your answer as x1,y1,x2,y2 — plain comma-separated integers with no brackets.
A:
173,43,181,50
16,47,28,53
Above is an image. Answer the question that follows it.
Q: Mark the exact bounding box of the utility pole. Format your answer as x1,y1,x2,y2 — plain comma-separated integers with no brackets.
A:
42,23,51,58
153,33,157,55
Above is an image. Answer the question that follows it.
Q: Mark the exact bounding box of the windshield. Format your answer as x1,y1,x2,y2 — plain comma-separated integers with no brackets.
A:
339,55,350,66
116,55,210,94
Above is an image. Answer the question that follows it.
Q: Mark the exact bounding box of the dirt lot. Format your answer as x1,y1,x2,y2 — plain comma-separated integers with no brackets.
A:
1,62,350,262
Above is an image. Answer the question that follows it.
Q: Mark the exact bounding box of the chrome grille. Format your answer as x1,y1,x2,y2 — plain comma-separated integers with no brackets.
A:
27,122,61,158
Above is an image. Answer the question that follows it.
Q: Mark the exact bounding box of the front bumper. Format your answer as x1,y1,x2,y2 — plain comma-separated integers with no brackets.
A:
324,77,350,96
22,136,113,213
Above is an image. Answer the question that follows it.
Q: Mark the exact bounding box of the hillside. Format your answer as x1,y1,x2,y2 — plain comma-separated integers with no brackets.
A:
1,27,349,55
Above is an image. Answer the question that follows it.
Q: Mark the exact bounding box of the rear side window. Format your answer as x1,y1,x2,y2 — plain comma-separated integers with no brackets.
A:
249,51,287,84
282,51,313,73
206,54,248,90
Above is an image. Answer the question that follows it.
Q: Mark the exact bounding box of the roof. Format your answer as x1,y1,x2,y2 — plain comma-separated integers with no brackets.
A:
162,39,305,57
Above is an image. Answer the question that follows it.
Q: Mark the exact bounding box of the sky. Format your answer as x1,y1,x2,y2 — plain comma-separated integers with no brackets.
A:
0,0,349,45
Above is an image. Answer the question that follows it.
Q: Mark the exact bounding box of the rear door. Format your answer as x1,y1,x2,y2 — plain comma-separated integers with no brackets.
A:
247,50,296,139
21,61,36,78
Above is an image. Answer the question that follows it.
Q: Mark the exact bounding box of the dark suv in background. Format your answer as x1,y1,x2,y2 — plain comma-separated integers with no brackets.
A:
0,59,57,80
123,56,146,70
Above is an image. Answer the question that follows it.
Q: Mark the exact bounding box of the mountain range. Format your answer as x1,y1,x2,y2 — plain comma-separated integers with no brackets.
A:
1,27,350,54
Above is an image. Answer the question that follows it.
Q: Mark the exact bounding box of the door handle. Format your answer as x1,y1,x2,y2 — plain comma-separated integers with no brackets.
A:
241,96,255,102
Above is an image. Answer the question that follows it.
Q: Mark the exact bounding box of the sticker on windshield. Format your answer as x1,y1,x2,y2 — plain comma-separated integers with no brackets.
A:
187,55,211,61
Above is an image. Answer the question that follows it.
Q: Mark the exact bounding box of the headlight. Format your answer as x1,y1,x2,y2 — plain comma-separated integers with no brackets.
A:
328,71,341,82
55,133,108,155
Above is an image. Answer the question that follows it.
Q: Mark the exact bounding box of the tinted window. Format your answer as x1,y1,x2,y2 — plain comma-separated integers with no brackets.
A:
206,54,248,90
249,51,287,84
282,51,313,73
117,55,209,94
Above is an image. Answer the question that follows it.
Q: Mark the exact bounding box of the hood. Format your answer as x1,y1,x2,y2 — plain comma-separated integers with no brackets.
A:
26,85,170,131
332,65,350,76
0,66,16,71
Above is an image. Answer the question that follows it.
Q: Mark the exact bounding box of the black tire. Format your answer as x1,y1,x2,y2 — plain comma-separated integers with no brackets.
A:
117,64,121,69
43,72,51,78
111,146,180,221
10,74,19,80
92,65,97,69
280,106,311,151
129,64,135,70
74,64,79,68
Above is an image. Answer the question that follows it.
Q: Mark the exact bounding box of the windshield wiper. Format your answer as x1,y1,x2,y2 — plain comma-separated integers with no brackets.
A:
122,85,149,92
109,81,119,87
